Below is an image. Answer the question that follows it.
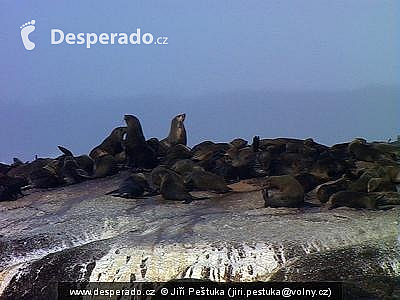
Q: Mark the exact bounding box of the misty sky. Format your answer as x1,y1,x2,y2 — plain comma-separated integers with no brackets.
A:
0,1,399,163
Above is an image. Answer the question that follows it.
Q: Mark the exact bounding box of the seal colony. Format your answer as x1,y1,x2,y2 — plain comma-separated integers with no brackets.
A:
1,113,400,211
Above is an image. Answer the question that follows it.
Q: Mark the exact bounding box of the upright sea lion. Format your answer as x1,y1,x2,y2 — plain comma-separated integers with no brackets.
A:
262,175,304,207
161,113,187,148
124,115,157,169
89,126,127,158
328,191,377,210
252,136,260,152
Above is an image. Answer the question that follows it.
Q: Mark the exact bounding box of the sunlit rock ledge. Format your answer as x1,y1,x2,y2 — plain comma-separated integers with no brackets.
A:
0,172,399,299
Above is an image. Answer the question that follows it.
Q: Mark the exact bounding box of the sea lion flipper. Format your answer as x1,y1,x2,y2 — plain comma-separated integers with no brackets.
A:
75,168,93,179
105,189,119,195
58,146,74,157
189,195,209,201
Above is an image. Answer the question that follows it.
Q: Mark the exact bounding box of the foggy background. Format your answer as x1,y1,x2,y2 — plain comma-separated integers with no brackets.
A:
0,1,399,163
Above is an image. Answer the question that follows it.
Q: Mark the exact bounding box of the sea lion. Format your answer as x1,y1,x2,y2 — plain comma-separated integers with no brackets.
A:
62,156,92,185
316,176,350,203
309,156,350,180
0,174,25,201
106,173,153,198
252,136,260,152
328,191,377,210
0,163,12,175
348,139,394,162
223,147,268,180
171,159,198,175
370,142,400,159
74,155,94,175
303,138,329,155
367,177,396,193
372,191,400,206
161,113,187,148
29,161,63,188
162,144,192,165
183,167,231,193
230,138,248,149
376,165,400,183
262,175,304,207
151,165,181,187
294,172,327,193
89,126,127,158
191,141,215,154
259,138,302,154
329,142,350,160
192,143,229,173
347,170,379,193
8,158,53,186
159,172,204,202
57,146,94,175
12,158,24,167
93,150,119,178
146,137,161,156
124,115,157,169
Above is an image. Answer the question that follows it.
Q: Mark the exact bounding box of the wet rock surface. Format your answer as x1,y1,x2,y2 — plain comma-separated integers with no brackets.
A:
0,172,399,299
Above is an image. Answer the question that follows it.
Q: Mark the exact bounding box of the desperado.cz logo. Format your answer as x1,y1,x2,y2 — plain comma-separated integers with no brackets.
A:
20,20,168,50
51,29,169,48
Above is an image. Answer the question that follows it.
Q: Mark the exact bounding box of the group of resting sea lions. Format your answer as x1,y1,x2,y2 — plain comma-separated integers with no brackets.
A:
1,113,400,210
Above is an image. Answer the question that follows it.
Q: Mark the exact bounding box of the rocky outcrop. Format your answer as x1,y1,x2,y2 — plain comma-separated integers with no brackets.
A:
0,172,399,299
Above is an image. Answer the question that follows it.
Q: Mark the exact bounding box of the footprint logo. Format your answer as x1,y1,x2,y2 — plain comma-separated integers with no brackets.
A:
20,20,36,50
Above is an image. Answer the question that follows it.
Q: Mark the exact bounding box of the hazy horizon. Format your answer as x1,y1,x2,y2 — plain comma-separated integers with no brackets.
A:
1,1,399,163
1,85,398,164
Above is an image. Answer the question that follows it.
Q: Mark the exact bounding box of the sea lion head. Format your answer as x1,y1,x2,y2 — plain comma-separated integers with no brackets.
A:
111,126,127,138
176,113,186,123
124,115,145,138
124,115,140,125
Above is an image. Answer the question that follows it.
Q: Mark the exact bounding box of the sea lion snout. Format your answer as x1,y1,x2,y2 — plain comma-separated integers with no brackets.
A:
178,113,186,121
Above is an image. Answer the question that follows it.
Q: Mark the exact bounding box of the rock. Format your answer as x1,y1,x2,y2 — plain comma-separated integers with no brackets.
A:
0,174,399,299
